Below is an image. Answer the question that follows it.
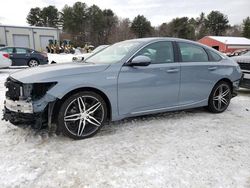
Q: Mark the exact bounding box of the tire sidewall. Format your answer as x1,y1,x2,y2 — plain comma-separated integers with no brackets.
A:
28,59,39,67
208,81,232,113
57,91,107,139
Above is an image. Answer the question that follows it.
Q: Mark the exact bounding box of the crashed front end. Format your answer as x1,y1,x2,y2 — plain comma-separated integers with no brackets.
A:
3,76,57,129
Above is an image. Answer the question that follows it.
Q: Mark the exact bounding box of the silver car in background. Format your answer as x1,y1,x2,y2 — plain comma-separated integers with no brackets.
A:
0,51,11,69
3,38,242,139
231,51,250,89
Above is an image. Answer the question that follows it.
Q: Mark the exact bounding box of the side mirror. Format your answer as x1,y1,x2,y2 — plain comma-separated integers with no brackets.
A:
129,55,151,66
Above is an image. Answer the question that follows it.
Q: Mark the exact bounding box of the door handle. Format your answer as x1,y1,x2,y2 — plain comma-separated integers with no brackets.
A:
208,66,217,71
166,68,179,73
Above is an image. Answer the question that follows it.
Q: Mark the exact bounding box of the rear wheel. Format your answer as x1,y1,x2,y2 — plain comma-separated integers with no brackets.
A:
208,81,232,113
57,91,107,139
28,59,39,67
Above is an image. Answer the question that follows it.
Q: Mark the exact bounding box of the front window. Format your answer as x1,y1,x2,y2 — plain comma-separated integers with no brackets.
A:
86,41,141,64
134,41,174,64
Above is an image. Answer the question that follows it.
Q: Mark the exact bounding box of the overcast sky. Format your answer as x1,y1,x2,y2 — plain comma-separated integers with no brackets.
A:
0,0,249,26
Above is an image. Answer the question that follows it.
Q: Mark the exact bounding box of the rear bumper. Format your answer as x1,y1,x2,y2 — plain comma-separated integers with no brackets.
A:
39,58,49,65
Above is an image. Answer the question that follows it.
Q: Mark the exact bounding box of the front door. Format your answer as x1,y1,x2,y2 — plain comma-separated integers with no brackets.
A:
118,41,180,116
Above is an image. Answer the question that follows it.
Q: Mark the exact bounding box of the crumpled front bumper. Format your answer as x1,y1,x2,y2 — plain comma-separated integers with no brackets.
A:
2,98,49,129
4,99,33,113
3,107,43,128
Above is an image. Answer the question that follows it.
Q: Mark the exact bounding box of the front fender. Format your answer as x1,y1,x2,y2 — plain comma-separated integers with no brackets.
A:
46,75,119,121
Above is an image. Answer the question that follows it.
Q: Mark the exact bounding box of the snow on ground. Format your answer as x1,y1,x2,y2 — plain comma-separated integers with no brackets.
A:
0,68,250,188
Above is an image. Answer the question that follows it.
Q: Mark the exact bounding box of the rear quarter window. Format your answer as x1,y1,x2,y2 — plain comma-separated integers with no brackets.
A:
208,50,222,61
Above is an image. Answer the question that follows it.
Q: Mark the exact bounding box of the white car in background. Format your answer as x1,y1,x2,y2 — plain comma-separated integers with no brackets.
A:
48,45,109,64
0,51,11,69
72,45,109,62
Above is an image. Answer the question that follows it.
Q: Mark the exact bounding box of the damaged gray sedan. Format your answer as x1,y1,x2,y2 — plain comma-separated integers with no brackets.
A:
3,38,242,139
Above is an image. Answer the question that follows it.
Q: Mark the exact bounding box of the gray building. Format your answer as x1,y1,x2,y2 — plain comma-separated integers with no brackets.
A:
0,25,60,51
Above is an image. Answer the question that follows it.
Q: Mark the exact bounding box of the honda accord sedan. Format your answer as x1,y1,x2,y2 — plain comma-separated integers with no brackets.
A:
0,47,48,67
3,38,242,139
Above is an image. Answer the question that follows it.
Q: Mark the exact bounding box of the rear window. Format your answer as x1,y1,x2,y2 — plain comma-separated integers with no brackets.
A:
15,48,27,54
178,42,209,62
1,48,13,53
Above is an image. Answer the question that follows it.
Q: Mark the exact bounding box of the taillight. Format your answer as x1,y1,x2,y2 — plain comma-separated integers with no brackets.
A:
3,53,9,58
41,52,47,58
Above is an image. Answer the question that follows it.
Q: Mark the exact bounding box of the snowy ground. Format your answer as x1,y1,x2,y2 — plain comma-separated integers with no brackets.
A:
0,68,250,188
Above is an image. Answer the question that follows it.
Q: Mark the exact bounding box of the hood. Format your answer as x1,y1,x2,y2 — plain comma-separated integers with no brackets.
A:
231,56,250,63
10,63,110,83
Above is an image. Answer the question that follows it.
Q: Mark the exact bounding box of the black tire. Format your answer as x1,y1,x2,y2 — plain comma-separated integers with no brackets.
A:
208,81,232,113
28,59,39,67
57,91,107,139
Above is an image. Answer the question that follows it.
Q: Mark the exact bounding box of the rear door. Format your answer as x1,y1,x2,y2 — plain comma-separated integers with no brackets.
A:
177,42,223,106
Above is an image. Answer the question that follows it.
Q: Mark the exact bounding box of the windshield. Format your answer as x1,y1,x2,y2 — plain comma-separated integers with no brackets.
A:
86,41,141,64
91,45,109,54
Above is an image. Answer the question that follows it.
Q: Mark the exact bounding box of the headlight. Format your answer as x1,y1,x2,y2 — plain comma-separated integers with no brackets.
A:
31,82,57,100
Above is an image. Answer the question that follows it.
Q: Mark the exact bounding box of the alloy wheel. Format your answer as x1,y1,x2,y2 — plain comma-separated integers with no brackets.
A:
63,95,105,137
212,84,231,112
29,60,39,67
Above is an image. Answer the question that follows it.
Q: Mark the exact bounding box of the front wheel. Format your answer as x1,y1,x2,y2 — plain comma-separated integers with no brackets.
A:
57,91,107,139
208,81,232,113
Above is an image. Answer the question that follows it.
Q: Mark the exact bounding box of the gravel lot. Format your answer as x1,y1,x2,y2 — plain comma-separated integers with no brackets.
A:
0,68,250,188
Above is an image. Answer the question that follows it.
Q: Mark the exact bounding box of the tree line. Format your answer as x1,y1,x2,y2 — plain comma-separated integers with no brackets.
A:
27,2,250,46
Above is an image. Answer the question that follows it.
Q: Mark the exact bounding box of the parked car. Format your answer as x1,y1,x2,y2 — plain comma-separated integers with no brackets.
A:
72,45,109,62
48,53,75,64
48,45,109,64
3,38,242,139
0,51,12,69
0,47,48,67
231,50,250,89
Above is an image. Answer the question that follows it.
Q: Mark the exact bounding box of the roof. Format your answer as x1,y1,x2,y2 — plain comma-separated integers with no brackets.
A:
208,36,250,45
0,24,59,30
125,37,199,43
